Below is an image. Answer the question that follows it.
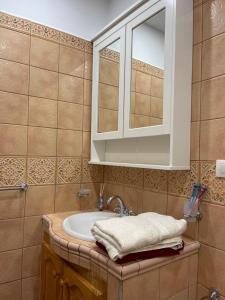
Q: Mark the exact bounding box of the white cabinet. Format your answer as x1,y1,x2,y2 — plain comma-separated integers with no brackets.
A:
90,0,193,170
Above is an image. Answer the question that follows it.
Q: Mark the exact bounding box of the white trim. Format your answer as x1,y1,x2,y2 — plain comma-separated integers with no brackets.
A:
91,27,125,141
123,0,173,138
89,160,190,170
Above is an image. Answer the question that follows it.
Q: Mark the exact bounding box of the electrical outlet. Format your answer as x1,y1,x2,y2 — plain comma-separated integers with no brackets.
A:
216,160,225,177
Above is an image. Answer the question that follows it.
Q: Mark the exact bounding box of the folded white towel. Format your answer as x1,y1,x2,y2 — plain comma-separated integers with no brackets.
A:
91,212,187,261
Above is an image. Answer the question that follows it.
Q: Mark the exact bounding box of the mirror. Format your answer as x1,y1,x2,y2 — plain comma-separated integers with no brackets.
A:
130,9,165,129
98,39,120,133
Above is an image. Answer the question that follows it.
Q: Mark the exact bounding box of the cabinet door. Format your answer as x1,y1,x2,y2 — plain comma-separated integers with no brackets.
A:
41,242,64,300
92,27,125,141
124,0,172,138
61,264,104,300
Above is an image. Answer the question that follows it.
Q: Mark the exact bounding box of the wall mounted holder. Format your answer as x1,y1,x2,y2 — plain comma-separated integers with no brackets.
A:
0,182,28,192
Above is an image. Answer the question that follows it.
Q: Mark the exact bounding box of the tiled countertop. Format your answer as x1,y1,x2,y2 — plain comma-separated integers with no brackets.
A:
42,211,200,280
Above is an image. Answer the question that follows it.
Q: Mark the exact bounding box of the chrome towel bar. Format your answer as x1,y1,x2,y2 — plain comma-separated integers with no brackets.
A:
0,182,28,192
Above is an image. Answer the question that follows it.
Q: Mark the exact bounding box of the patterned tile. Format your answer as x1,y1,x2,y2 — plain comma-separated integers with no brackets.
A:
168,161,200,197
31,23,60,42
0,157,26,186
84,41,93,54
123,167,143,188
57,157,81,184
60,31,86,51
0,11,31,34
144,169,168,193
200,161,225,204
27,158,56,185
104,166,124,185
82,159,103,183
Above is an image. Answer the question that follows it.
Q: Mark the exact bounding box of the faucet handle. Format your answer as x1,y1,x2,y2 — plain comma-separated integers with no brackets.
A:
113,205,122,214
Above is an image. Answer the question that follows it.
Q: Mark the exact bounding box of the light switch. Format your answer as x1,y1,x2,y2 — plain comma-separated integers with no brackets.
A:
216,160,225,177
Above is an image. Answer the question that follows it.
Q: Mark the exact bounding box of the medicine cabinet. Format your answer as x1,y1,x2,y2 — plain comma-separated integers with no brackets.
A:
90,0,193,170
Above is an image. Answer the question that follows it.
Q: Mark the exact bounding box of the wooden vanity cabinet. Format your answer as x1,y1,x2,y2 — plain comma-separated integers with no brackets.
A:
41,241,104,300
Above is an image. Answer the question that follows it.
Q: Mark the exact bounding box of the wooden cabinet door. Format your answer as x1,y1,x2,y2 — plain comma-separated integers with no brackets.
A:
41,242,64,300
61,264,104,300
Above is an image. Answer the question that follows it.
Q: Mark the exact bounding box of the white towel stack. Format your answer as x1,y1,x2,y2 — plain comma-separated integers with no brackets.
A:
91,212,187,261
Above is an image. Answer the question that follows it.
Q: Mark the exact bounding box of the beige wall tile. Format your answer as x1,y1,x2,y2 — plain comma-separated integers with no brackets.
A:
59,45,84,77
82,159,103,183
131,114,151,128
192,43,202,83
57,129,82,156
151,77,163,98
191,82,201,121
25,185,55,216
123,187,142,214
84,53,93,80
99,83,118,110
29,97,57,128
23,216,42,247
0,91,28,125
189,285,197,300
83,105,91,131
30,36,59,71
0,249,22,283
198,244,225,296
197,284,209,300
151,97,163,118
136,71,151,95
144,169,167,193
107,274,121,300
193,5,202,44
123,269,159,300
0,218,23,251
203,0,225,40
99,58,119,86
150,117,162,126
0,190,25,220
191,121,200,160
160,258,189,300
134,93,150,115
0,59,29,94
166,289,188,300
199,202,225,251
58,101,83,130
202,34,225,80
80,183,100,210
201,75,225,120
55,184,80,212
22,276,40,300
28,127,57,156
0,280,21,300
82,131,91,158
142,191,167,214
0,27,30,64
200,118,225,160
58,73,83,103
0,124,27,155
29,67,58,100
22,245,41,278
84,79,92,106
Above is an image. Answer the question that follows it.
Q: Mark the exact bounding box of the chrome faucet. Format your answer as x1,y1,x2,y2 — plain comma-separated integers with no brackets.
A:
107,195,136,217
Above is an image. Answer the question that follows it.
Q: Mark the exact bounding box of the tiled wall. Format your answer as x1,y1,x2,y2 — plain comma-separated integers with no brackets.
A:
103,0,225,298
0,11,103,300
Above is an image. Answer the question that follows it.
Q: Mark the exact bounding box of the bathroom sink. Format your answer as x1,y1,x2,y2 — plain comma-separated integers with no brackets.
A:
63,211,117,242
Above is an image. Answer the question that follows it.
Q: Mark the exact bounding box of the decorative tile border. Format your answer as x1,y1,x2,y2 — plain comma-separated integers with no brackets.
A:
104,166,124,185
144,169,168,193
60,31,86,51
0,157,26,186
82,159,103,183
168,161,200,197
27,157,56,185
123,167,143,188
57,157,81,184
31,22,60,42
200,161,225,205
0,11,31,34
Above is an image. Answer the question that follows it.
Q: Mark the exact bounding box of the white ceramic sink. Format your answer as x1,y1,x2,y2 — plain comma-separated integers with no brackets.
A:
63,211,117,242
